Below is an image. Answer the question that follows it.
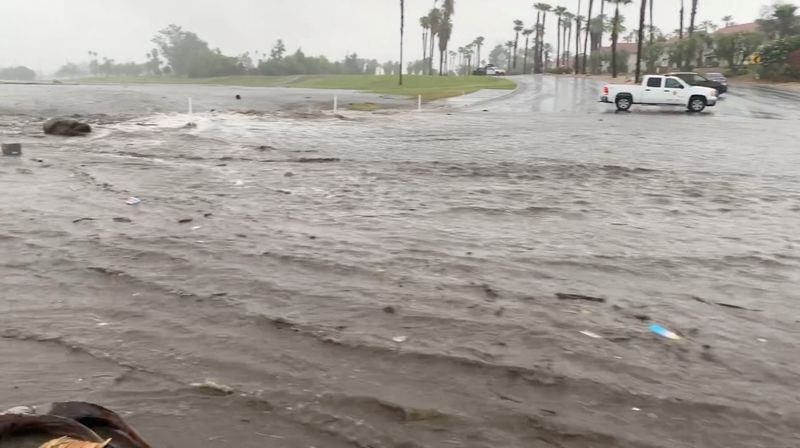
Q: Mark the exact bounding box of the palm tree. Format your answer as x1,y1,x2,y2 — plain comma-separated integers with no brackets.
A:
721,15,733,28
438,18,453,75
689,0,698,37
599,0,607,47
609,0,633,78
513,20,525,69
533,9,542,73
438,0,455,76
700,20,717,33
554,6,567,66
400,0,405,85
574,0,584,70
635,0,647,83
427,8,442,75
505,40,515,73
522,28,534,73
563,12,575,65
474,36,485,68
679,0,685,39
420,16,430,67
582,0,595,73
534,3,552,73
562,12,575,67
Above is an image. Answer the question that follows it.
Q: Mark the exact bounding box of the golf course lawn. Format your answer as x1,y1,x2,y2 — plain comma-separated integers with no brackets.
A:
77,75,516,101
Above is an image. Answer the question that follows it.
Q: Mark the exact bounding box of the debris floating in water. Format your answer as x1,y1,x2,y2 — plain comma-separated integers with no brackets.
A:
125,197,141,206
649,324,681,340
190,379,235,395
579,330,603,339
392,336,408,343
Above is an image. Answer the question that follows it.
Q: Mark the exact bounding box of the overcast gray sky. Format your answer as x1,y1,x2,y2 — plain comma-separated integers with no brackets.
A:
0,0,794,73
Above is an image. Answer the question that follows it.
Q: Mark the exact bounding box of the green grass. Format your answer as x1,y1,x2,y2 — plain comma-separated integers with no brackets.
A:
288,75,516,101
76,74,516,101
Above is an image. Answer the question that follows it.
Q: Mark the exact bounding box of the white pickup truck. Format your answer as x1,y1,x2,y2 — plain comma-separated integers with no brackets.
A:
600,75,718,112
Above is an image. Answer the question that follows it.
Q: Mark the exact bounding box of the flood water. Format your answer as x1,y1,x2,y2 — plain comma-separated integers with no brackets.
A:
1,81,800,448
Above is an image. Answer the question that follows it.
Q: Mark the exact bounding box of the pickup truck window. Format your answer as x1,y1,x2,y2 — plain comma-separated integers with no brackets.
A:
647,77,662,88
665,78,684,89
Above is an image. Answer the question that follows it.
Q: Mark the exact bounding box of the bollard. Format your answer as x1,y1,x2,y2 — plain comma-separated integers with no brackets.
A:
333,95,338,114
1,143,22,156
418,95,422,112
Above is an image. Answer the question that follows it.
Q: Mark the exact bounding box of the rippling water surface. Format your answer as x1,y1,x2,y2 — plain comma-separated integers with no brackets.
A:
1,83,800,448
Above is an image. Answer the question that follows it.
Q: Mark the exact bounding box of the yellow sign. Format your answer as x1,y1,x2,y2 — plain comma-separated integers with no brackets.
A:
751,53,763,65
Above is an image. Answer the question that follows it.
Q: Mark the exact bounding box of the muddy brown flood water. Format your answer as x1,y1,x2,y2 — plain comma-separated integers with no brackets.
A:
1,83,800,448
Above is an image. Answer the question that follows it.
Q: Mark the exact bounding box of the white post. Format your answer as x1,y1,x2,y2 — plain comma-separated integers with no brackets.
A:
333,95,338,114
418,95,422,112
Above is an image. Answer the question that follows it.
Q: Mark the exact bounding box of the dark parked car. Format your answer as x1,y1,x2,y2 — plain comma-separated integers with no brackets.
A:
666,72,728,94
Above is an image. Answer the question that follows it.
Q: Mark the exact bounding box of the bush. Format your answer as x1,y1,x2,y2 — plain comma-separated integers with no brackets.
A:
759,35,800,80
0,66,36,81
548,66,575,74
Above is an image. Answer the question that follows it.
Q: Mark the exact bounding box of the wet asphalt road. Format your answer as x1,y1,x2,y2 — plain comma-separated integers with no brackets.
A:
472,75,800,120
2,79,800,448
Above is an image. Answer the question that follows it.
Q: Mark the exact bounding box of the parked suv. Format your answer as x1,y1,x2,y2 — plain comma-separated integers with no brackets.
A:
666,72,727,94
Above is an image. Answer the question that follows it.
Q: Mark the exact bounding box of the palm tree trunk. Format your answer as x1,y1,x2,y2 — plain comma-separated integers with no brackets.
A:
533,12,541,73
523,37,528,74
635,0,647,83
566,26,572,67
575,0,582,71
611,4,620,77
582,0,594,74
689,0,698,37
422,31,428,64
513,31,520,69
540,12,548,72
400,0,405,85
556,18,562,66
429,28,436,75
679,0,685,39
649,0,654,44
599,0,606,48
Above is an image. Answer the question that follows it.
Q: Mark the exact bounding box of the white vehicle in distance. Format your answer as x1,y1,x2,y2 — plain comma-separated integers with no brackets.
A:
600,75,718,112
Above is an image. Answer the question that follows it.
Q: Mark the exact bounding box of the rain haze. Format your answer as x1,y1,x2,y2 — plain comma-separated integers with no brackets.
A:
3,0,800,447
0,0,793,72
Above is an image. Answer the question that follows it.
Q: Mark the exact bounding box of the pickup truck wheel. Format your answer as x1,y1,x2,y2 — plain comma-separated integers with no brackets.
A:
688,96,706,112
615,96,632,112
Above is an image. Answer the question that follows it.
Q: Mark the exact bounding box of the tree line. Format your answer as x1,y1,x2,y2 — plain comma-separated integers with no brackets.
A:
55,24,403,79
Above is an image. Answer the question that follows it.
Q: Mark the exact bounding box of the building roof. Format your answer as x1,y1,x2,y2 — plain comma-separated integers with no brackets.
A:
715,22,759,35
597,42,639,54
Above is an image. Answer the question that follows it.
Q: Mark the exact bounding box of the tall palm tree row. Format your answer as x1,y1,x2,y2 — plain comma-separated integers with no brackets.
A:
574,0,583,71
609,0,633,78
522,28,534,73
563,12,575,64
533,3,552,73
473,36,485,68
426,8,442,75
505,41,515,72
438,0,456,75
582,0,595,73
554,6,567,66
513,20,525,69
419,16,430,68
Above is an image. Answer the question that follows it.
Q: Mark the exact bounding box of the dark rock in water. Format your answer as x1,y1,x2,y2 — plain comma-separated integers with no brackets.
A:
177,218,194,224
113,217,132,223
235,94,242,100
43,118,92,136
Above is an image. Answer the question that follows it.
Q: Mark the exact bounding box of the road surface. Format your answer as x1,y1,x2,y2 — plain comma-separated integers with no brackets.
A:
1,79,799,448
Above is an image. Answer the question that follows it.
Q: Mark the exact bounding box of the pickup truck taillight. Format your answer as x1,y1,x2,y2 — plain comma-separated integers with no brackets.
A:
603,86,609,95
